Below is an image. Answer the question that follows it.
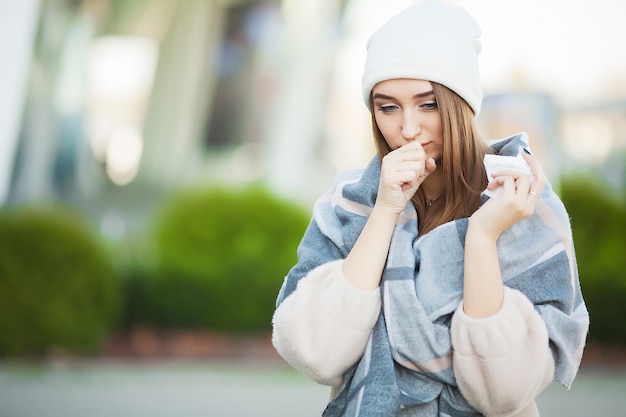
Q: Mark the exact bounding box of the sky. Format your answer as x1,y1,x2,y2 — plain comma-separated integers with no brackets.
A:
345,0,626,106
458,0,626,105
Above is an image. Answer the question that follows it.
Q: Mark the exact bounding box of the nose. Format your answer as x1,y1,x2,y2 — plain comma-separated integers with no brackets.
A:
401,109,422,140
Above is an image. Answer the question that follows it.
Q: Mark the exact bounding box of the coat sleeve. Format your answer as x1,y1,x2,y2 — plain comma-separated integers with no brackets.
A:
451,287,555,417
272,259,381,386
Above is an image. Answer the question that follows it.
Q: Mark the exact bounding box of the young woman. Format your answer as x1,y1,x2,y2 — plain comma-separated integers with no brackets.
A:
272,1,589,416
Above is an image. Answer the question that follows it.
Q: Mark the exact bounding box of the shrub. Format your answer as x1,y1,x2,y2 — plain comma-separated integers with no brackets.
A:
124,186,310,332
560,175,626,344
0,206,121,356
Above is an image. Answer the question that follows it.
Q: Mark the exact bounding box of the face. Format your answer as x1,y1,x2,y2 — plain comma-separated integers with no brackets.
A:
371,79,443,160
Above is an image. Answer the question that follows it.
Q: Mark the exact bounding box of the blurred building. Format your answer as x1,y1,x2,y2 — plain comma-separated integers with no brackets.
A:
0,0,349,240
559,100,626,190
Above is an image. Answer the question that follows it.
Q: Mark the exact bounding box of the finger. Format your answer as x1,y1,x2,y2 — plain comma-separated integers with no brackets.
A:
499,176,517,198
514,173,531,195
395,161,425,176
486,179,501,191
521,149,547,194
401,141,426,152
491,169,529,180
383,169,418,188
382,150,418,168
396,141,425,156
424,157,437,174
515,174,538,207
509,167,541,207
487,172,527,191
396,170,419,184
399,148,426,163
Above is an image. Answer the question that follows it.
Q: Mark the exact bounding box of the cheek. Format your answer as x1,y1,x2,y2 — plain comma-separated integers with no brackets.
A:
427,117,443,139
375,118,395,140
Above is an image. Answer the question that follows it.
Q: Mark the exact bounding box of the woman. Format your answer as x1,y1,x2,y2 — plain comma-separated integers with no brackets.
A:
272,1,589,416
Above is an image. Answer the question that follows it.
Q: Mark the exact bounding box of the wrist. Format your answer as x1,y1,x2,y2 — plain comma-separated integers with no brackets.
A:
466,217,500,245
371,203,404,221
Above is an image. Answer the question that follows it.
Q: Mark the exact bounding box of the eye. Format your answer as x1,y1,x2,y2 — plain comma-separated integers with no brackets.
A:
377,104,399,114
420,101,438,111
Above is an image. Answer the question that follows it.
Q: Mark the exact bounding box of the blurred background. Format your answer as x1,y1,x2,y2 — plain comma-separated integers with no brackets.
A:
1,0,625,416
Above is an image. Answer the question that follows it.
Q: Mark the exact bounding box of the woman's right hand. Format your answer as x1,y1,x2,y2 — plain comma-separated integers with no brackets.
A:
344,141,435,291
376,142,437,214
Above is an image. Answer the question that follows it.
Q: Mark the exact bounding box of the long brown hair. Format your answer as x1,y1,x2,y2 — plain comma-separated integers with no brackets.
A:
371,82,491,235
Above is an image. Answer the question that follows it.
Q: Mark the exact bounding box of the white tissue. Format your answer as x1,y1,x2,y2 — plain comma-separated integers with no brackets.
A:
483,153,534,198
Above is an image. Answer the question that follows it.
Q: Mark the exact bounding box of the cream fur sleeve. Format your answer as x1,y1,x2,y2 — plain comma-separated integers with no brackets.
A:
451,287,555,417
271,260,381,387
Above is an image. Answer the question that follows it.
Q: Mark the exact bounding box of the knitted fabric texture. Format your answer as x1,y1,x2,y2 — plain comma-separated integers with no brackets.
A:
276,133,589,416
362,0,483,114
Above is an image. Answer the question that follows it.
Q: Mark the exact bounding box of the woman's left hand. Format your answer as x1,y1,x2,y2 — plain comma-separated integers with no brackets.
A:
470,151,547,240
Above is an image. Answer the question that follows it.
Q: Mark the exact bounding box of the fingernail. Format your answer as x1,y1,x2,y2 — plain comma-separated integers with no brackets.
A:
523,148,531,155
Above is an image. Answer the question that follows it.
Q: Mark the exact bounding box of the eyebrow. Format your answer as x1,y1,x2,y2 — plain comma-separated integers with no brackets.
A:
372,90,435,100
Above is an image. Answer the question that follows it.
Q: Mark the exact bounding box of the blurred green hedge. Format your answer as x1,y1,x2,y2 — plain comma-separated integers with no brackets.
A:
560,175,626,344
122,186,310,332
0,207,121,356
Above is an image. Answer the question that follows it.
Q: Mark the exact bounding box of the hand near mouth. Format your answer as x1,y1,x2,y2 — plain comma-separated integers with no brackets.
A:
376,142,437,214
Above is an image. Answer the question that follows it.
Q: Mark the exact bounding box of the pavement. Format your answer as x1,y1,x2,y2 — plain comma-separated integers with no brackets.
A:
1,358,625,417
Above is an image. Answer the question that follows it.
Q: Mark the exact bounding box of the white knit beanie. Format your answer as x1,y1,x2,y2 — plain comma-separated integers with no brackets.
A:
362,0,483,115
